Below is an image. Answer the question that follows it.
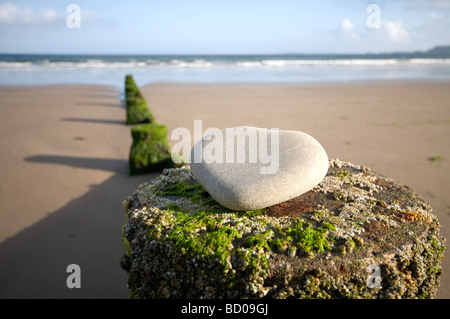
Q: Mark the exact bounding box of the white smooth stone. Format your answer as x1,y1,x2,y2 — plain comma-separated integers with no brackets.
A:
190,127,328,211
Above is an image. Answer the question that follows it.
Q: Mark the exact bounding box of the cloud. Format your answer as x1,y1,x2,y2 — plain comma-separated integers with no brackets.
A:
326,16,414,53
404,0,450,10
341,17,412,43
337,18,360,42
0,2,99,27
341,18,354,32
428,0,450,8
337,17,412,44
381,20,411,42
0,2,59,25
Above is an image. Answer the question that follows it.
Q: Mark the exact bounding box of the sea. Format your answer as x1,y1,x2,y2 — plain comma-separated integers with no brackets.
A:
1,53,450,88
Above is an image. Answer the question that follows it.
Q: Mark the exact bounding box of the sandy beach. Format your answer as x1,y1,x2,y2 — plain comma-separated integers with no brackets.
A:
0,81,449,298
0,85,153,298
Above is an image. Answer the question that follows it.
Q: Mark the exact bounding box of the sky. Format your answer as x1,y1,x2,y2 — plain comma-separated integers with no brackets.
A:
0,0,449,55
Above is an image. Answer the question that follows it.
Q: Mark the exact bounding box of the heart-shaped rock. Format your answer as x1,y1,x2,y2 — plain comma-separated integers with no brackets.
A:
190,127,328,211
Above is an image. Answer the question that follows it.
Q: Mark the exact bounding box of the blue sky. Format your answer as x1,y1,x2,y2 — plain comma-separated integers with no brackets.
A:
0,0,449,54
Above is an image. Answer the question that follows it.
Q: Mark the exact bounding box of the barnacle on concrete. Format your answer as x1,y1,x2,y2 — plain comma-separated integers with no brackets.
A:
121,159,445,299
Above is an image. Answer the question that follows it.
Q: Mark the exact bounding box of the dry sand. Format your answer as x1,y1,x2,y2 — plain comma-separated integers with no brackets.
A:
0,81,449,298
0,85,153,298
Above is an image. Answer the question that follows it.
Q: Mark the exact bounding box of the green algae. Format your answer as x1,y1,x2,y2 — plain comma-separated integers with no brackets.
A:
429,155,442,162
125,74,136,87
245,229,273,250
155,179,337,279
124,74,155,125
158,178,337,258
125,75,172,175
129,123,174,175
159,180,265,218
126,97,154,125
121,162,445,299
168,211,241,273
279,220,335,254
335,170,350,178
160,181,218,208
334,191,355,202
132,174,338,293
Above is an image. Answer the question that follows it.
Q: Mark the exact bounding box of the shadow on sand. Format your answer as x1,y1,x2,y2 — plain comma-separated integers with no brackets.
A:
76,101,124,108
25,155,128,172
62,117,126,126
0,156,157,298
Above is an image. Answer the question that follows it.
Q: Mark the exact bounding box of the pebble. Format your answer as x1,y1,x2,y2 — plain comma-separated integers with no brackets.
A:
189,126,329,211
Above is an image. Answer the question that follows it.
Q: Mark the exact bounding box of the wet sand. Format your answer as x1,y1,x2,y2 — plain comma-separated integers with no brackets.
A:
0,81,449,298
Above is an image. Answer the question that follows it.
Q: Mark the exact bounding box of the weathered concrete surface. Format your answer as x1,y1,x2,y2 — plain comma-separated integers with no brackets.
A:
121,159,445,299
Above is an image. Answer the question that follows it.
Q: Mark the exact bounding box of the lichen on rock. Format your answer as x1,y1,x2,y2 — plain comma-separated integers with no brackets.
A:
121,159,445,299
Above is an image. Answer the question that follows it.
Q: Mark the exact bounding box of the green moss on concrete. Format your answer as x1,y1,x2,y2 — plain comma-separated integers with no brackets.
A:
125,74,135,85
122,167,340,298
121,161,446,299
125,75,142,100
335,170,350,178
125,84,139,98
158,180,266,218
245,229,273,250
124,75,153,125
167,210,242,275
160,181,218,208
429,155,442,162
271,219,335,255
129,123,174,175
131,122,168,140
126,97,154,125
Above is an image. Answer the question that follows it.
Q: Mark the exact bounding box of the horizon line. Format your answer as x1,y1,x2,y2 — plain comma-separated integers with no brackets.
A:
0,45,449,57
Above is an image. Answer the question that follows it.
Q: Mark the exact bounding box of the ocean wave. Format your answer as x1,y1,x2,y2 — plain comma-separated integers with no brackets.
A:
261,59,400,67
409,58,450,64
1,58,450,70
